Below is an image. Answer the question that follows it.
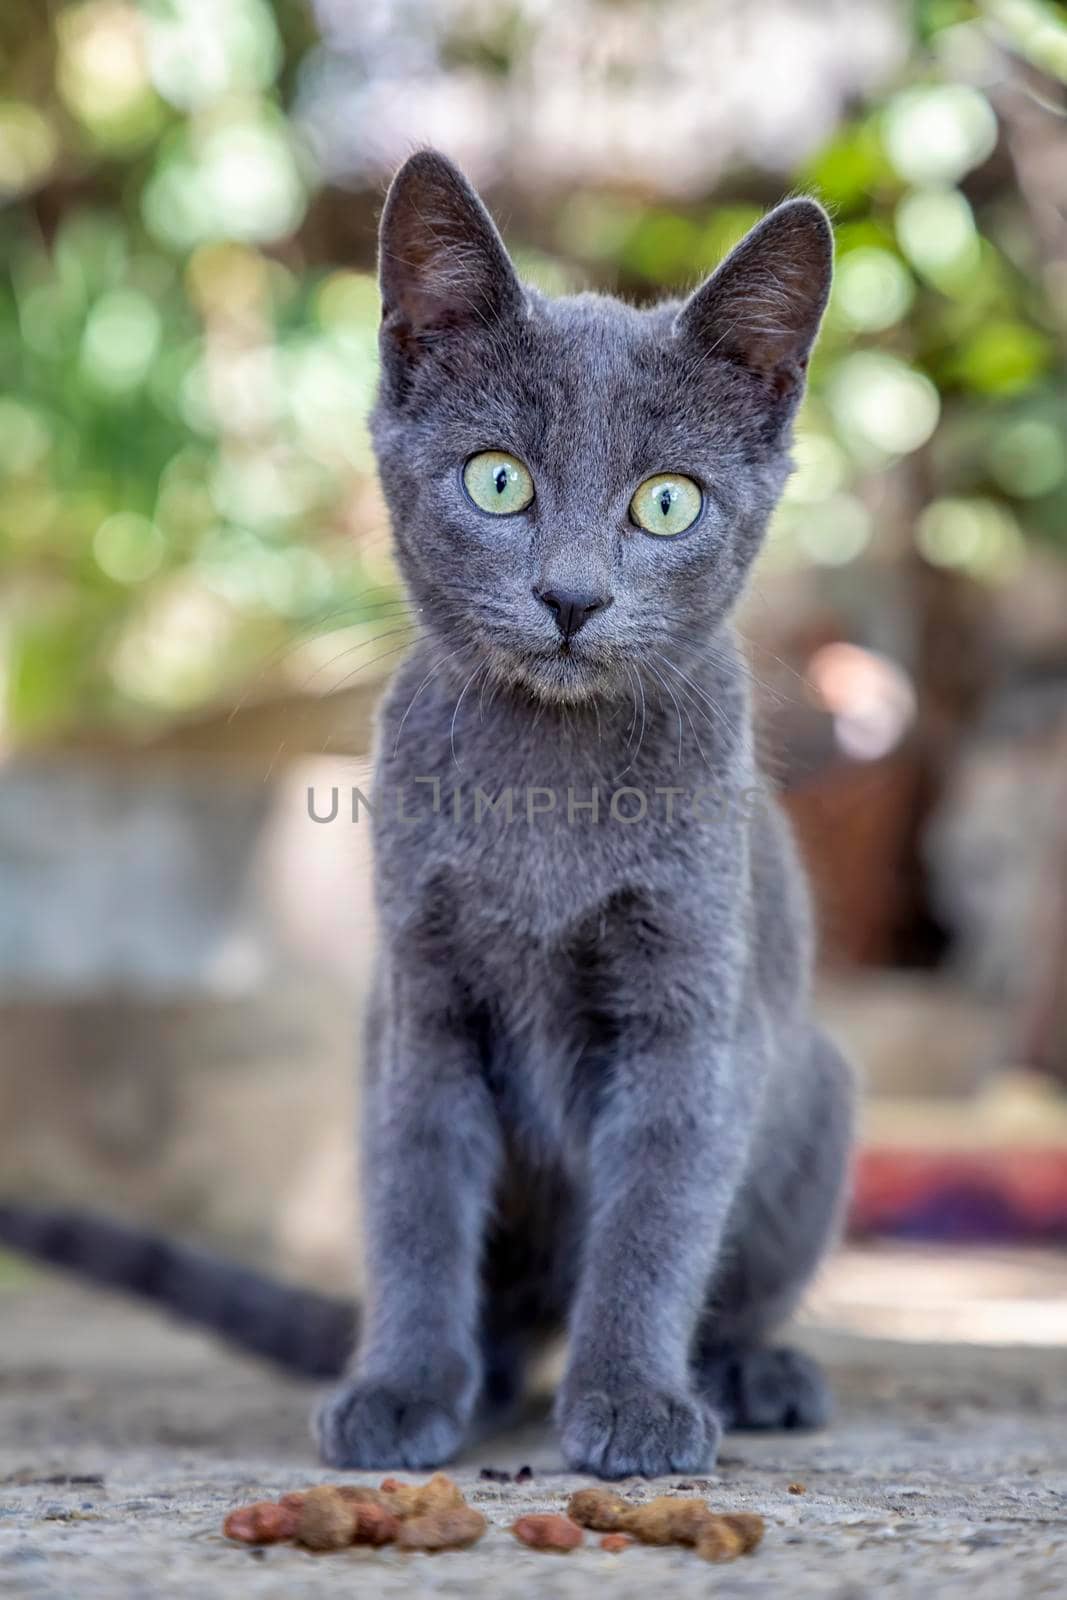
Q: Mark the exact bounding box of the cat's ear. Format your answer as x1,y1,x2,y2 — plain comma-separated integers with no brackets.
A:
378,150,524,360
674,199,832,401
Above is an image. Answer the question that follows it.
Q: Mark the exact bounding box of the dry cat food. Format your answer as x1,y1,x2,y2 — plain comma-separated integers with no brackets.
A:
723,1513,765,1552
395,1507,488,1551
567,1485,765,1564
294,1486,361,1551
222,1500,299,1545
222,1473,765,1564
223,1475,485,1555
621,1494,714,1546
566,1486,629,1532
511,1513,584,1552
380,1472,467,1516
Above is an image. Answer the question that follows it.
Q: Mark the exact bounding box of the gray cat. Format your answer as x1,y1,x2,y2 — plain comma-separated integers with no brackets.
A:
0,151,853,1480
315,150,853,1478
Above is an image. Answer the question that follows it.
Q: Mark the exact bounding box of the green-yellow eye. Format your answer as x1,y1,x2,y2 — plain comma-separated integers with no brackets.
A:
630,474,703,537
462,451,535,515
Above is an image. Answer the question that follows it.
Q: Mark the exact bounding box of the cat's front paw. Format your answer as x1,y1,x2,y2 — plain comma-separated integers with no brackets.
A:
557,1383,722,1479
315,1381,467,1470
696,1344,831,1431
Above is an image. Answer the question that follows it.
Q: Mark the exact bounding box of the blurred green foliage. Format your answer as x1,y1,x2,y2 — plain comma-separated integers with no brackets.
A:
1,0,1065,743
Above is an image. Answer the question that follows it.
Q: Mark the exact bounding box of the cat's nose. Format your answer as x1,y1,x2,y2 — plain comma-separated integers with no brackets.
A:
534,587,613,641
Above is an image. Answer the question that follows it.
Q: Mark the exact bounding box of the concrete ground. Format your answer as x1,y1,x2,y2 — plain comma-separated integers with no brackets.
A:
2,1265,1067,1599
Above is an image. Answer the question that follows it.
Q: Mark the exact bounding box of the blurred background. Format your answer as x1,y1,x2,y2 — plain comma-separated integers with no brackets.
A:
2,0,1067,1342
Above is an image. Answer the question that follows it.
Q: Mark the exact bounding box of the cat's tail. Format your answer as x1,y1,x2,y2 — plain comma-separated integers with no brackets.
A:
0,1202,357,1379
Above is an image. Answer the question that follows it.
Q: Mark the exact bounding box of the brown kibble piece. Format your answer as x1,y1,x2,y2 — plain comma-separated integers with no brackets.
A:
395,1506,487,1551
720,1511,765,1554
337,1485,391,1505
694,1518,747,1564
600,1533,634,1553
283,1483,391,1511
417,1473,466,1511
223,1500,299,1544
381,1472,466,1518
350,1501,400,1546
380,1478,419,1516
511,1513,583,1552
567,1486,629,1532
622,1496,716,1546
296,1485,359,1550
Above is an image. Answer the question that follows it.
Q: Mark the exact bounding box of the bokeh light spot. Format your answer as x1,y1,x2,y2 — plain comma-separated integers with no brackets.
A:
143,115,306,248
916,497,1023,580
882,84,997,185
895,187,980,286
80,288,162,392
57,2,155,145
808,642,917,762
829,352,941,461
796,495,873,567
832,246,914,332
143,0,282,112
93,512,166,582
0,102,58,197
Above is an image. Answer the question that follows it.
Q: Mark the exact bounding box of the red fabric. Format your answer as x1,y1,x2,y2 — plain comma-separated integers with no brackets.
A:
849,1148,1067,1239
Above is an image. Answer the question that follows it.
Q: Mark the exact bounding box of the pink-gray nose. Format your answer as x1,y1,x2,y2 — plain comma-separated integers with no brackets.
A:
534,588,613,641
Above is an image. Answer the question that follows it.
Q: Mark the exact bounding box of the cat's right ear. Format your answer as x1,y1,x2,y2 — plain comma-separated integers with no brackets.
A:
377,150,524,383
673,198,833,410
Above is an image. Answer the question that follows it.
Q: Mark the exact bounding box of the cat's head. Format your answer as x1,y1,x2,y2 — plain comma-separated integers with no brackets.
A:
371,150,831,705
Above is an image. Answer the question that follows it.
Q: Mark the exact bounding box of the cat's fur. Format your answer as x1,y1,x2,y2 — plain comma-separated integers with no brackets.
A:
0,151,853,1480
314,151,853,1478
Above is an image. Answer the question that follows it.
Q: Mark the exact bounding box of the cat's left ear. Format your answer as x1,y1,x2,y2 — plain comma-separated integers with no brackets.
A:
378,150,524,362
674,199,832,404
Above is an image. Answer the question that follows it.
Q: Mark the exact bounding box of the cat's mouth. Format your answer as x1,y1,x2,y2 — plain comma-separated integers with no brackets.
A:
507,639,620,704
471,621,622,705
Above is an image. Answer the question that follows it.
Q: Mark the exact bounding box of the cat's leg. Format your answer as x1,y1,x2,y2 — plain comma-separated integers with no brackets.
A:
555,1010,766,1479
693,1026,854,1430
315,967,503,1469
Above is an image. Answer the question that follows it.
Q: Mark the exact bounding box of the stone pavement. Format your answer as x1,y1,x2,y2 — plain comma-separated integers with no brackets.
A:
1,1276,1066,1598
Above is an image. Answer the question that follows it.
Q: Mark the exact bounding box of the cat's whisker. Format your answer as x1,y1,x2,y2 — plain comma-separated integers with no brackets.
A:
298,623,422,695
622,662,640,751
449,657,490,771
323,631,427,701
237,621,423,780
657,625,786,709
654,652,737,744
392,643,467,759
736,626,814,701
223,596,415,725
477,663,493,722
653,652,721,741
613,662,647,783
634,667,647,768
644,657,684,769
650,650,714,772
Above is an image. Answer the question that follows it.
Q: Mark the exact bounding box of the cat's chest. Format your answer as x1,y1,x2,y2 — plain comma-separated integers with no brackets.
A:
377,762,645,951
372,652,742,963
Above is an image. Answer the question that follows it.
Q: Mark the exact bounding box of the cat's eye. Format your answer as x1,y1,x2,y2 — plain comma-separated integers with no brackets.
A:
462,451,535,516
630,474,703,537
